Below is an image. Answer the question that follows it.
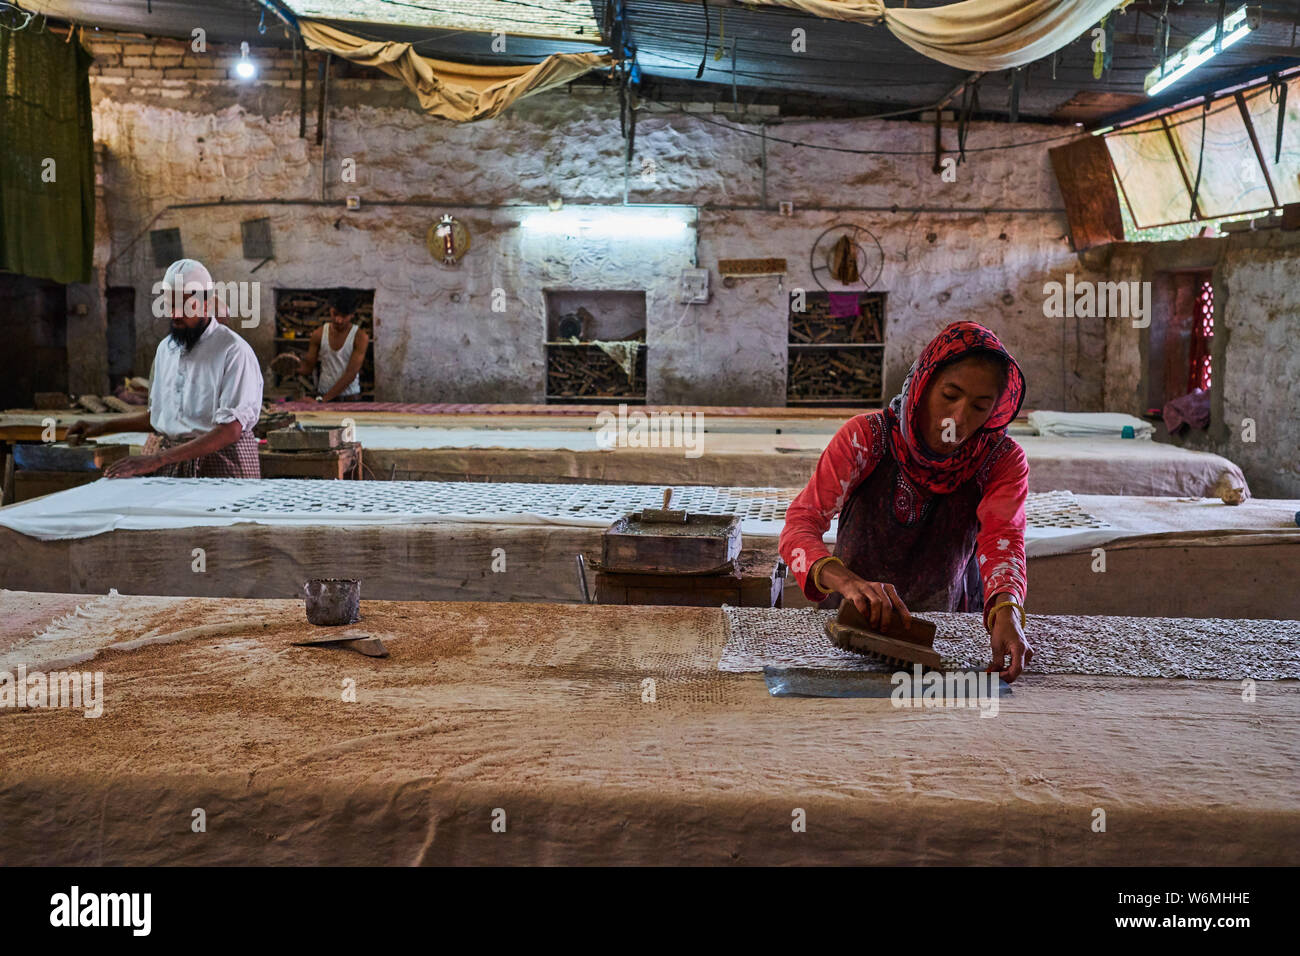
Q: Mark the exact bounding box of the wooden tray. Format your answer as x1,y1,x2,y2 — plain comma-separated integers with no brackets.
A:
591,548,783,608
267,426,345,451
12,441,129,472
601,513,742,574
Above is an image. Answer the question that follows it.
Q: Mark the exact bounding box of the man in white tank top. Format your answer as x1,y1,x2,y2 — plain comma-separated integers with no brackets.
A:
272,293,371,402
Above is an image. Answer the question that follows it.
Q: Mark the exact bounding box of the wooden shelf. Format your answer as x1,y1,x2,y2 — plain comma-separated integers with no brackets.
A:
546,341,646,402
788,342,884,349
787,396,882,405
787,291,886,406
544,395,648,404
545,341,647,347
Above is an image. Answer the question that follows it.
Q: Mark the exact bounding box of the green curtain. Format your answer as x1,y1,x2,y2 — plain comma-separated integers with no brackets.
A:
0,25,95,284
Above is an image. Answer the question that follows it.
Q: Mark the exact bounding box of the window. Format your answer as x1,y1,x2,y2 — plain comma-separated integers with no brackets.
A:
1189,278,1214,392
1149,270,1213,407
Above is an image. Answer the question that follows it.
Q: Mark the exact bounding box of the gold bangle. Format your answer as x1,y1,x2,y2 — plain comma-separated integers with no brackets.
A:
985,599,1025,631
812,556,844,593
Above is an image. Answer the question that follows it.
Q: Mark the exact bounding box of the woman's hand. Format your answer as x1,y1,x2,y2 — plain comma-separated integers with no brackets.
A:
103,454,164,479
818,560,911,632
987,602,1033,683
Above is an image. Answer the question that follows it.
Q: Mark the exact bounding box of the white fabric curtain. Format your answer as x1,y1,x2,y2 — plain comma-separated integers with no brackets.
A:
752,0,1129,71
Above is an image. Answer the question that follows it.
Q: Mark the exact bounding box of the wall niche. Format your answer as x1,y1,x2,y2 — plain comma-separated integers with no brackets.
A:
787,291,886,406
544,289,647,404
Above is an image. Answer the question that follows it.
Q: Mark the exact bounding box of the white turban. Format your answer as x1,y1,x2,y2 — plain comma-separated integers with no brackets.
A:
161,258,227,317
163,257,212,291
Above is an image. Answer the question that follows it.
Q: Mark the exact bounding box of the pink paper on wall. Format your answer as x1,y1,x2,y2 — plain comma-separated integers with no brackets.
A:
828,293,860,319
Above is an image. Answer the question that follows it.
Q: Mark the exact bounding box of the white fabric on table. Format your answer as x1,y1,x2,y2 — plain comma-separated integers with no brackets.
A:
1,481,1295,566
0,479,795,541
1016,435,1249,498
1028,411,1155,439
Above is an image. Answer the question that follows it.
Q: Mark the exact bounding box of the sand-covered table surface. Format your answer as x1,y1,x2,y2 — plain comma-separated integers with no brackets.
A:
1,590,1296,866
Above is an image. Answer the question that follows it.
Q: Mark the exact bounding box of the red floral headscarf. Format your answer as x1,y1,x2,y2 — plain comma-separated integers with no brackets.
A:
884,322,1025,494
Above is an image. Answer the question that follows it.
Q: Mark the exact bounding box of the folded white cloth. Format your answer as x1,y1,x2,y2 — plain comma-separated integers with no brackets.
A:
1028,411,1155,440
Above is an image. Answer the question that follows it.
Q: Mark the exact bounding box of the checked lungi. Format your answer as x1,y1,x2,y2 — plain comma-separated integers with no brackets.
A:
144,431,261,478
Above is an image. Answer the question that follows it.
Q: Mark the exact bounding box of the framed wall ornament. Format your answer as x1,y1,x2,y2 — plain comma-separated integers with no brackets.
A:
427,215,470,265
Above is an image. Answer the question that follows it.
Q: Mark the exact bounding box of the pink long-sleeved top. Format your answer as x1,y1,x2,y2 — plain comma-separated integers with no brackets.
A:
778,411,1029,614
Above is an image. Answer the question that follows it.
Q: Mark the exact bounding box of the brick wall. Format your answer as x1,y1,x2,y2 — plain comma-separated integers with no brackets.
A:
76,29,775,112
82,31,319,84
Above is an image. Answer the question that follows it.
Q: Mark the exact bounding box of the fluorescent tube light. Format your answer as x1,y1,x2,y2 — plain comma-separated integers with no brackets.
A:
520,208,691,239
1145,5,1258,96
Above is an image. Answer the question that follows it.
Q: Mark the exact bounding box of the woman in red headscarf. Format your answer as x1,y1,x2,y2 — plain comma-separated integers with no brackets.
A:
779,321,1033,682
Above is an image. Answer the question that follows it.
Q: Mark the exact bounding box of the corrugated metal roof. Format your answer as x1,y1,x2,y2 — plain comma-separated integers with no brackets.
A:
28,0,1300,121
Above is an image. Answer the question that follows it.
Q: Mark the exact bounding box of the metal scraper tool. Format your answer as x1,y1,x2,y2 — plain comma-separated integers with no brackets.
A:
292,634,389,658
824,600,941,669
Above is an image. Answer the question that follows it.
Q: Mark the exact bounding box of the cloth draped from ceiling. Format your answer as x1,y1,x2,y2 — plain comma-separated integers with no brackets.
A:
297,20,615,122
749,0,1129,71
0,25,94,283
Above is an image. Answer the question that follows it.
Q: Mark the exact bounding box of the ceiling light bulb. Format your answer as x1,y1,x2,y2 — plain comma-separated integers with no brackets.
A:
235,41,256,80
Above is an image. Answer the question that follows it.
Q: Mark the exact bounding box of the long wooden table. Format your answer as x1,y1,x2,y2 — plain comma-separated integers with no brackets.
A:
2,592,1295,866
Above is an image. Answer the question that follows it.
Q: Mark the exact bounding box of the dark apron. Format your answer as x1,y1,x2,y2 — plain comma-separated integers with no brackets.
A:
820,442,983,613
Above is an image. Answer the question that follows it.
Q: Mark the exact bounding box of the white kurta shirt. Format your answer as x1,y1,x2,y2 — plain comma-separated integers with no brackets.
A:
148,320,263,440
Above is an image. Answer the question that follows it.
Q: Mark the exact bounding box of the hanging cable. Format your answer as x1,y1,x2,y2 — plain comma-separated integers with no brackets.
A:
695,0,708,79
1269,73,1287,164
639,94,1082,156
956,78,977,164
1189,97,1210,220
0,3,35,31
731,38,738,110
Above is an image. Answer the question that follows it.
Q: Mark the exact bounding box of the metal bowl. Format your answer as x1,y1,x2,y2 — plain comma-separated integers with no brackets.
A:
303,578,361,626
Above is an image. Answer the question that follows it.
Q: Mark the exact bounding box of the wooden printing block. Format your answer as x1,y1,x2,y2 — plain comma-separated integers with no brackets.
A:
837,600,937,647
33,392,69,410
824,620,943,670
826,602,942,669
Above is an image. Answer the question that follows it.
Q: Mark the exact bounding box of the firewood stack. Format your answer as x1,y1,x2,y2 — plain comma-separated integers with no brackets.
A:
276,291,374,338
789,294,884,344
788,349,883,401
547,345,647,400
